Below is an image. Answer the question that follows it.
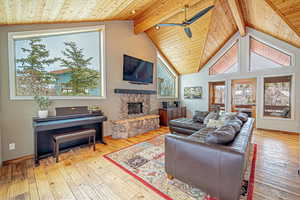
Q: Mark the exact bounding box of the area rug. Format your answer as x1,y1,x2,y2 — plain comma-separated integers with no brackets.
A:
103,135,257,200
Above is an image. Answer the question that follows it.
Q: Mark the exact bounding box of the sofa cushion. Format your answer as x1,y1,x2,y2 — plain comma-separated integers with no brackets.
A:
217,125,236,135
205,131,235,144
203,112,219,125
237,112,248,122
225,120,242,133
193,111,209,123
205,125,236,144
169,118,205,131
188,127,216,142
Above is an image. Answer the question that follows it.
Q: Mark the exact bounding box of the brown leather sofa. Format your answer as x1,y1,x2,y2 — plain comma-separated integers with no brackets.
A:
165,118,255,200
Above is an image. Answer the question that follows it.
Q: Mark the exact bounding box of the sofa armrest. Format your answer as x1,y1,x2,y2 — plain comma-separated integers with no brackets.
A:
165,134,245,200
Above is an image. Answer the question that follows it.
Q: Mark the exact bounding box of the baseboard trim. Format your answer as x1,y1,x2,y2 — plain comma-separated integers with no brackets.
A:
3,154,34,165
256,128,299,135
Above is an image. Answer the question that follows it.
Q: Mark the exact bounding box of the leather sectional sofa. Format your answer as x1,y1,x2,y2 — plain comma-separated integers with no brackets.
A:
165,116,255,200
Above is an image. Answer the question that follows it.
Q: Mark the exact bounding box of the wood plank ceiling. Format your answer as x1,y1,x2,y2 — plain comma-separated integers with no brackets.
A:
0,0,157,24
0,0,299,74
241,0,300,48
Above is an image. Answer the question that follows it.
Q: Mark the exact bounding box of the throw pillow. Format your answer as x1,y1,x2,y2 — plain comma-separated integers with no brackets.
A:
206,119,226,128
237,112,248,122
225,120,242,133
219,112,237,122
217,125,236,136
232,117,243,126
205,130,235,144
203,112,219,125
193,111,209,123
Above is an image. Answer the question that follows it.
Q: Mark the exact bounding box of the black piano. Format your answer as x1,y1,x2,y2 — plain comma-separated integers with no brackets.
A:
33,106,107,165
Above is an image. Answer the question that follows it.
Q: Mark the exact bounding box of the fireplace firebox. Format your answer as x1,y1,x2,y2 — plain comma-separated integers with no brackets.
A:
128,102,143,115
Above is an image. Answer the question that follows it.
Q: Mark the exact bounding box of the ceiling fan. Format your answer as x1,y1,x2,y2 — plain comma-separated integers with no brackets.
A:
155,5,214,38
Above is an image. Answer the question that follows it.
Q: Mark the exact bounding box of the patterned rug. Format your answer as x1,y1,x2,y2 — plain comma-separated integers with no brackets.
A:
104,135,257,200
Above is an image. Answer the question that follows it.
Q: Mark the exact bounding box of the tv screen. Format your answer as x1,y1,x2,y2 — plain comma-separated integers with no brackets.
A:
123,55,153,84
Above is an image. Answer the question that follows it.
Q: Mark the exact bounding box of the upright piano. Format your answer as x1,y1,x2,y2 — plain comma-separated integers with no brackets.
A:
33,106,107,165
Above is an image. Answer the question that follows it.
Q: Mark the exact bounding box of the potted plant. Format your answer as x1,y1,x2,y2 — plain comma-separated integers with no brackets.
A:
34,95,52,118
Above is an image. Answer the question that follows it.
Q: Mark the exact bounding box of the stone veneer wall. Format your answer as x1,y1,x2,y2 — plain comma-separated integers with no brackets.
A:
119,94,151,119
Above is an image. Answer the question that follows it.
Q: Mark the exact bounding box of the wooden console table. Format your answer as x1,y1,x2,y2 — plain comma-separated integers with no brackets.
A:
159,107,186,126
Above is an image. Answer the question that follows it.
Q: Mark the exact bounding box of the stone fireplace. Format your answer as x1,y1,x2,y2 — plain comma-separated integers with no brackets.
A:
111,89,160,138
119,92,151,119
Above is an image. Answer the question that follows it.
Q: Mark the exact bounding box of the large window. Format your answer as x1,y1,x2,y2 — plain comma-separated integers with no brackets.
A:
250,37,292,71
209,42,238,75
231,79,256,106
157,55,178,98
9,26,105,99
264,76,292,118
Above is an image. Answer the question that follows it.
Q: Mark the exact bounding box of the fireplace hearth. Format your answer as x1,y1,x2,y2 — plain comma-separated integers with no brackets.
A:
128,102,143,115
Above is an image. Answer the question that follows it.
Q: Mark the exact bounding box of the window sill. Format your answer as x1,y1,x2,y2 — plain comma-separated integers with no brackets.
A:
261,116,294,121
157,96,178,99
10,96,107,100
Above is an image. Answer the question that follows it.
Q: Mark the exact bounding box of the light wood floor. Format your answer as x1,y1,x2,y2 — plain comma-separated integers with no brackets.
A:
0,127,299,200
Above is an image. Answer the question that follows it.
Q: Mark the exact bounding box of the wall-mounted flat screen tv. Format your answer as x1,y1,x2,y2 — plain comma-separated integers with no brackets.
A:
123,55,153,84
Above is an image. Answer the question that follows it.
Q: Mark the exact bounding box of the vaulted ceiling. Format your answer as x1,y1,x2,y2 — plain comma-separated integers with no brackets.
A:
0,0,299,75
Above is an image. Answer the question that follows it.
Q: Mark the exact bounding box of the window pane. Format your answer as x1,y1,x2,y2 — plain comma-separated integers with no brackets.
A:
250,37,291,71
157,57,176,97
264,76,291,118
14,30,102,97
232,83,255,105
209,42,238,75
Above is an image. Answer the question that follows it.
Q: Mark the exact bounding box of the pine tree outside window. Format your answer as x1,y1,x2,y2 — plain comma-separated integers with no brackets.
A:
157,55,178,98
8,26,105,99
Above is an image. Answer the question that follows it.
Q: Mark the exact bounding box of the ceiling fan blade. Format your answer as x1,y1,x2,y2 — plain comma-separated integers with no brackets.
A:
186,5,214,25
158,23,184,27
184,27,192,38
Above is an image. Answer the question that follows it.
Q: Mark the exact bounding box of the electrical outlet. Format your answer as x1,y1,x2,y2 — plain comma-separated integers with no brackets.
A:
9,143,15,150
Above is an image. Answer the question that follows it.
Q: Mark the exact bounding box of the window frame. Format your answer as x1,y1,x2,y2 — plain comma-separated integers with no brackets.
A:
8,25,106,100
156,53,178,99
248,35,295,72
208,39,240,77
262,74,294,120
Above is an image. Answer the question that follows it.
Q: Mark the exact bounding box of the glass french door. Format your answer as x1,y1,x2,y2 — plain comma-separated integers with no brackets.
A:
231,78,256,118
209,81,226,112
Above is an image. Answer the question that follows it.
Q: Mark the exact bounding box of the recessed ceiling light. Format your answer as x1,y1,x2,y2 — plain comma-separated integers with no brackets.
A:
131,10,136,14
155,25,160,30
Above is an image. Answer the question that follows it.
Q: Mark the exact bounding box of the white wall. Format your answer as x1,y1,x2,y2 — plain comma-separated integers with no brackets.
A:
181,28,300,133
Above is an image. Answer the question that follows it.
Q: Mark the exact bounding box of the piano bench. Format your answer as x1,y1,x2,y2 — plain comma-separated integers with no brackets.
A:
52,128,96,163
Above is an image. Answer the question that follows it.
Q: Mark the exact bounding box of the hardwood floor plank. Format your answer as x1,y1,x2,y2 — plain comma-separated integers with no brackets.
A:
33,165,55,200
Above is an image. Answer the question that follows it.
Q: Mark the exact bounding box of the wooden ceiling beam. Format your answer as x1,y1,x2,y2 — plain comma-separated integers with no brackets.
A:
133,0,209,34
263,0,300,39
227,0,246,36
